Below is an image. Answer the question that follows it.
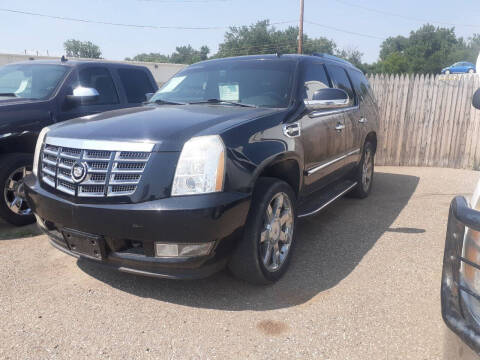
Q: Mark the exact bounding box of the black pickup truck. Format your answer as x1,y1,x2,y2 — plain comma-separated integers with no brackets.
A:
25,53,379,284
0,59,157,225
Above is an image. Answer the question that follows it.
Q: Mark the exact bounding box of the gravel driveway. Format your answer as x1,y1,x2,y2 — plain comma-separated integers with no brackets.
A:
1,166,478,359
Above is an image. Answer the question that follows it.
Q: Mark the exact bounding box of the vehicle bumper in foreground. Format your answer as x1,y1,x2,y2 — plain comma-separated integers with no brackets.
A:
442,196,480,355
24,176,251,279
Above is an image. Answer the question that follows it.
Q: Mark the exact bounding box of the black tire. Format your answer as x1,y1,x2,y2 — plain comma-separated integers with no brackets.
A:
468,69,475,74
0,153,35,226
445,70,451,75
349,142,375,199
228,177,297,285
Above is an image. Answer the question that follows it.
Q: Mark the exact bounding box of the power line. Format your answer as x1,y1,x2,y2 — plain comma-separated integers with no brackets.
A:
305,20,386,40
0,7,296,30
334,0,480,29
137,0,231,2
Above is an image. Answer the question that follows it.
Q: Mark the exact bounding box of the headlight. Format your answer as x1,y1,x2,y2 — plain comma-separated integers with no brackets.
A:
171,135,225,196
32,127,50,176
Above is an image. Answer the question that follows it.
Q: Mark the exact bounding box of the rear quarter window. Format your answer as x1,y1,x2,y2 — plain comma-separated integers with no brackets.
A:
348,68,376,107
117,68,155,103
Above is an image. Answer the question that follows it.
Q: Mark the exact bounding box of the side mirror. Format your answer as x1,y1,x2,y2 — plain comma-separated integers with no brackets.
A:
304,88,350,111
145,92,154,102
474,88,480,110
66,86,99,106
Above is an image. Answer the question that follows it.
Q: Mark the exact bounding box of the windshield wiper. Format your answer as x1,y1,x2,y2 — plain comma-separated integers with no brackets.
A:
152,99,186,105
0,93,17,97
189,99,257,108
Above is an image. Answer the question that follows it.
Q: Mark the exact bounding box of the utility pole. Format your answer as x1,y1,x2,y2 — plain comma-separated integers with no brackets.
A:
298,0,304,54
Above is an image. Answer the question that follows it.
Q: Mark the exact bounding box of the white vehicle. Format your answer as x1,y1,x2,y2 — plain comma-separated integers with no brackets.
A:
442,87,480,359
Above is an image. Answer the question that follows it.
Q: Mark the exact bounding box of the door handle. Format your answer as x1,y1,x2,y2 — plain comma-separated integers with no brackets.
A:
359,117,367,124
335,123,345,132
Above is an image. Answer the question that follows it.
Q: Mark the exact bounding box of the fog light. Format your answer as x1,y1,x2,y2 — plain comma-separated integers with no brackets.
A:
154,242,214,258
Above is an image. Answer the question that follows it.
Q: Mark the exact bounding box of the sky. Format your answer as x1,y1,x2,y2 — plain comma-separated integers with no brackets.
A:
0,0,479,64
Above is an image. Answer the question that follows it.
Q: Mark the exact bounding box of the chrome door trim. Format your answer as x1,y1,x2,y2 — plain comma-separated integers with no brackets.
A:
298,182,358,218
309,105,359,118
306,148,360,176
44,137,155,152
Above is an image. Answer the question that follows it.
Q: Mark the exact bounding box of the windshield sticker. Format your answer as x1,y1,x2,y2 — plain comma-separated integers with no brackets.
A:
159,76,186,93
219,83,239,101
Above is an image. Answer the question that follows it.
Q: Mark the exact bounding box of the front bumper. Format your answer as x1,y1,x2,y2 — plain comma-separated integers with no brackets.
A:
25,176,251,279
442,196,480,354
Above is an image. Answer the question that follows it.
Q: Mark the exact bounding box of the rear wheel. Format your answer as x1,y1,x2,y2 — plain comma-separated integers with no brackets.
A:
228,178,296,285
0,154,35,226
350,142,375,199
469,69,475,74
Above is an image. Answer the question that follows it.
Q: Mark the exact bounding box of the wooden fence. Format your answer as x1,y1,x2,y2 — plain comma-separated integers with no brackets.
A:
368,74,480,169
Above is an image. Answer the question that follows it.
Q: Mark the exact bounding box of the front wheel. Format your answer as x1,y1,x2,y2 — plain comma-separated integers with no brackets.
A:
228,178,296,285
445,70,451,74
0,154,35,226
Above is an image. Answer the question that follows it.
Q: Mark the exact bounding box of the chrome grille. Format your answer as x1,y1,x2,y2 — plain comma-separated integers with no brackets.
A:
40,141,152,197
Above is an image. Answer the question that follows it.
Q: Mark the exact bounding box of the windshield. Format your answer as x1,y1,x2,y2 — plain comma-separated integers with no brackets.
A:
150,59,296,108
0,64,69,100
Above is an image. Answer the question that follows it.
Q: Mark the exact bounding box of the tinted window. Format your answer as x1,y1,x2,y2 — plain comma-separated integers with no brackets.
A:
300,62,330,101
118,68,155,103
0,64,68,100
348,69,369,101
326,64,355,106
151,59,296,108
78,67,119,105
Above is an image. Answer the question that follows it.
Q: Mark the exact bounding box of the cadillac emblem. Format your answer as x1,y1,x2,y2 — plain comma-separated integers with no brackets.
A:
71,162,88,183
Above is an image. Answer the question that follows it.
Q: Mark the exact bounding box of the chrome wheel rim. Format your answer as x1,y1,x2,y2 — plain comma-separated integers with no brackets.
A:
3,166,32,216
259,192,294,272
362,149,374,192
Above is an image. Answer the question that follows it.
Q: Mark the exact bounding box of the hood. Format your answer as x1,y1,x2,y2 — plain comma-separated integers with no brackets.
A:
47,104,283,151
0,98,52,136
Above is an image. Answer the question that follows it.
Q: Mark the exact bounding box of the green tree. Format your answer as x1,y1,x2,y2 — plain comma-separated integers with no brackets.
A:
126,45,209,64
64,39,102,59
379,36,408,61
379,52,409,74
404,25,457,73
170,45,210,64
215,20,336,57
336,48,364,68
371,25,478,74
126,53,169,63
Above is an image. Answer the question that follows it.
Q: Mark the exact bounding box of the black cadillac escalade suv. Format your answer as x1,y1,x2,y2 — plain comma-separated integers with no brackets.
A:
0,59,157,226
24,54,379,284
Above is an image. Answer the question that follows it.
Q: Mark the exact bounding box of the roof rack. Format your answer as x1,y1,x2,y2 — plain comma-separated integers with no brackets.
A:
311,53,354,67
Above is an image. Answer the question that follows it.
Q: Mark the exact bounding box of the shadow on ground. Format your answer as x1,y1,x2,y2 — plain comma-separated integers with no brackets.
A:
78,172,420,310
0,219,40,240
